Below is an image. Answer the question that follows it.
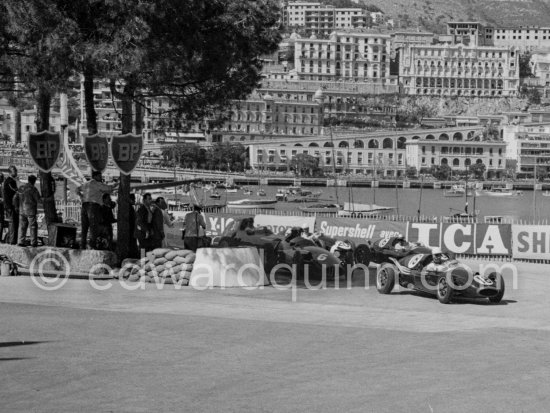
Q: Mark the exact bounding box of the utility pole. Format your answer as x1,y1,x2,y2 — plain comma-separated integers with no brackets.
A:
60,92,69,220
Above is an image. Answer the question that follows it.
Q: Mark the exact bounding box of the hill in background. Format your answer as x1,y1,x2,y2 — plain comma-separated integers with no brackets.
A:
346,0,550,32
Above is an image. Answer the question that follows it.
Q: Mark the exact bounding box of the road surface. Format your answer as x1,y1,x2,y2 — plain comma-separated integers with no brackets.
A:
1,260,549,412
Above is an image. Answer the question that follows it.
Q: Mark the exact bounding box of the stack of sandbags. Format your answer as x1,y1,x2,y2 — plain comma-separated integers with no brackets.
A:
118,248,196,285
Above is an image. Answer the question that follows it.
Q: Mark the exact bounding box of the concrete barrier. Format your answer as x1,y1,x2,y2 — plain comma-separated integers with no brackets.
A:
189,247,268,288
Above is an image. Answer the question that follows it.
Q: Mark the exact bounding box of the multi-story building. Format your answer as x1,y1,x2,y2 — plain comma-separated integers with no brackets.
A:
285,1,321,27
390,31,434,54
211,91,324,144
529,52,550,86
79,79,124,140
247,126,486,176
492,27,550,52
294,31,392,82
406,137,507,178
502,122,550,177
21,109,61,143
399,43,520,97
446,22,493,46
0,98,20,144
304,7,368,37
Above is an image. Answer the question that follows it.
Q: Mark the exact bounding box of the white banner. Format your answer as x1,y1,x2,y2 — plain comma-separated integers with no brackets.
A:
512,225,550,260
254,214,315,235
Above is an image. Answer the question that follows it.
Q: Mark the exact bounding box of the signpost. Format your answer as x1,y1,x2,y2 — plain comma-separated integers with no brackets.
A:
109,133,143,175
84,134,109,172
28,131,62,173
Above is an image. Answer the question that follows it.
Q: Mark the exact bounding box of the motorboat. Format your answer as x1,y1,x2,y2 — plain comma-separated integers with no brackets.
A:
542,191,550,197
227,198,277,209
275,189,288,202
257,189,267,197
337,202,395,217
476,187,522,197
299,203,342,214
210,191,221,200
243,188,253,195
286,189,323,203
443,185,473,197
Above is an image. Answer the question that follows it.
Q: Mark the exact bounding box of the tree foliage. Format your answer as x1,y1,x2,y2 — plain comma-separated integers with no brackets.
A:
289,153,321,177
162,142,248,172
469,162,486,180
519,51,533,78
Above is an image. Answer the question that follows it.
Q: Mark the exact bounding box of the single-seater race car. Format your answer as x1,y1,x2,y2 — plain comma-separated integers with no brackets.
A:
211,217,342,277
307,231,371,267
356,235,421,267
376,246,505,304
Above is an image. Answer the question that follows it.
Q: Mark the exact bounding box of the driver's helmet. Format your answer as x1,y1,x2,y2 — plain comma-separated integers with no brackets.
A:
394,234,407,250
301,222,311,236
432,247,445,264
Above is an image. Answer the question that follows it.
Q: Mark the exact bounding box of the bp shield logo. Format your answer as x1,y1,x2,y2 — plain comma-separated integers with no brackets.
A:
110,133,143,175
28,131,62,173
84,134,109,172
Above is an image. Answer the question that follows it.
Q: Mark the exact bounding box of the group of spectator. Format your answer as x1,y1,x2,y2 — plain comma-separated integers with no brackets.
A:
0,165,207,255
0,165,42,247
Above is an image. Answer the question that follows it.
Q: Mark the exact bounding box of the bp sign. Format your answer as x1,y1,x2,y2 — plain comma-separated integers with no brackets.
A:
84,134,109,172
28,131,62,173
110,133,143,175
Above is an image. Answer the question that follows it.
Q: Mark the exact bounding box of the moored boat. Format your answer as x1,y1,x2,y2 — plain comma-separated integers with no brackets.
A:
227,198,277,209
337,202,395,217
476,187,522,197
299,203,342,214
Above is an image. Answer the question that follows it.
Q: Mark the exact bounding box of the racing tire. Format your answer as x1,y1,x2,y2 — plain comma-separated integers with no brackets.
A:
437,274,454,304
376,263,397,294
488,272,505,304
354,244,371,267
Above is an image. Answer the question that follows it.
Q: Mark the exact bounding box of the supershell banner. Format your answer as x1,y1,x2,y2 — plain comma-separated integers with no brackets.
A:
406,222,512,256
315,217,407,245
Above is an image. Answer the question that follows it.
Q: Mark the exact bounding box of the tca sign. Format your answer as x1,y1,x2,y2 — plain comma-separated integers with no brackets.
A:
84,134,109,172
110,133,143,175
28,131,62,173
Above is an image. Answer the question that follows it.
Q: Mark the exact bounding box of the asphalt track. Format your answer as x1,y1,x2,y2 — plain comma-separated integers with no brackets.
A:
1,260,549,413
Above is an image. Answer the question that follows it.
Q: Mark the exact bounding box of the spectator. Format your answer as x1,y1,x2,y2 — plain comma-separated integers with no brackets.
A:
17,175,41,247
97,193,116,250
0,173,4,242
3,165,19,244
128,194,139,258
76,170,117,249
183,204,207,252
155,196,174,247
135,193,164,253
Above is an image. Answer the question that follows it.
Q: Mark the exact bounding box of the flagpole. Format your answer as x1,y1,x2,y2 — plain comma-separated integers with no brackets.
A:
60,92,69,220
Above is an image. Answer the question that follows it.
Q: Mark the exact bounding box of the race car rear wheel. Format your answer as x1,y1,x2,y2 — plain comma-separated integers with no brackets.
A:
354,244,371,267
292,251,304,278
488,272,505,303
376,263,396,294
437,275,454,304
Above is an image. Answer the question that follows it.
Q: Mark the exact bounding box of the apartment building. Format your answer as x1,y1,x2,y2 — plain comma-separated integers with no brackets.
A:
294,31,392,82
502,122,550,177
446,22,493,46
21,109,61,143
399,43,520,97
285,1,321,27
406,138,507,178
303,7,368,37
493,27,550,52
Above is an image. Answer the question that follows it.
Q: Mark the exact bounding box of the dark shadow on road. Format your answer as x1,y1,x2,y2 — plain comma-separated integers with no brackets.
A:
0,357,34,362
0,341,48,348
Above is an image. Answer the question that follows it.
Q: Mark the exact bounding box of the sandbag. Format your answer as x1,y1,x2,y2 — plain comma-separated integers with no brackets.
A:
155,264,166,273
153,257,168,266
173,254,195,264
128,272,141,282
152,248,172,257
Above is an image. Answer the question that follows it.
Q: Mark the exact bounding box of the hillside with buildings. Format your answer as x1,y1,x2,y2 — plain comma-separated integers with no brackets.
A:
346,0,550,30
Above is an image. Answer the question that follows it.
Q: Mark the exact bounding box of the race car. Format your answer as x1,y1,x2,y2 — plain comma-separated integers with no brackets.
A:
359,236,420,266
212,217,343,277
308,232,371,267
376,247,505,304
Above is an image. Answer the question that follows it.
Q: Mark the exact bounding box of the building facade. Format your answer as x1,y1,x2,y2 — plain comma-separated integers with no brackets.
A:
446,22,493,47
406,138,507,178
502,122,550,177
492,27,550,52
399,43,520,97
247,126,486,176
21,109,61,143
294,31,392,82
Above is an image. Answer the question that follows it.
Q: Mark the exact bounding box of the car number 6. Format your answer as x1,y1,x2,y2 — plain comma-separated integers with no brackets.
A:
318,253,328,261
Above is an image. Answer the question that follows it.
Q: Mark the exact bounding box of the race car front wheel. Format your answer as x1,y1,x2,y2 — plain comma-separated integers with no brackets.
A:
437,275,454,304
376,263,396,294
488,272,505,303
